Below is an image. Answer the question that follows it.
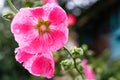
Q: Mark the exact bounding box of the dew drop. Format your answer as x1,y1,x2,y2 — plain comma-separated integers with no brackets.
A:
23,36,26,39
15,29,20,34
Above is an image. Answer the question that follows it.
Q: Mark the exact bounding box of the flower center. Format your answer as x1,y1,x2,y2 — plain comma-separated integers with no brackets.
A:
35,19,50,34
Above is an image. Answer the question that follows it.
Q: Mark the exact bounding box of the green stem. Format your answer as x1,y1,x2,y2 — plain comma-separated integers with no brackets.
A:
63,47,85,79
63,47,73,58
7,0,18,13
73,58,84,79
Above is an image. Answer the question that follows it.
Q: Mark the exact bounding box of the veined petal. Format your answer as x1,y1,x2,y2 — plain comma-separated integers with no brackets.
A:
11,8,35,34
23,52,54,79
22,37,49,54
42,3,56,20
15,48,54,79
11,8,39,46
49,6,67,25
23,29,68,53
15,48,33,63
30,7,44,19
14,29,38,47
48,30,68,51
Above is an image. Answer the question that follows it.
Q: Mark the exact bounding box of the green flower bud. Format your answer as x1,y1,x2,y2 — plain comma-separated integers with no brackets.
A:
77,63,84,71
2,11,15,21
75,58,81,65
81,44,88,51
71,47,83,58
86,50,94,56
60,59,73,70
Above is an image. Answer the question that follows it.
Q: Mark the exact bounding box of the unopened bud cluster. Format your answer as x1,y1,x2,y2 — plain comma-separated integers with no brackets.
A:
60,59,73,70
70,47,83,58
60,47,84,76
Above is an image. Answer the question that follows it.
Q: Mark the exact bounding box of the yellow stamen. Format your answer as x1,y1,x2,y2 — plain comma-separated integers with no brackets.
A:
35,19,50,34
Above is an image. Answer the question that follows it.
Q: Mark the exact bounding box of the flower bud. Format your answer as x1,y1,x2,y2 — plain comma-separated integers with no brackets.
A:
2,11,15,21
81,44,88,51
78,64,84,71
86,50,94,56
71,47,83,58
60,59,73,70
75,58,81,65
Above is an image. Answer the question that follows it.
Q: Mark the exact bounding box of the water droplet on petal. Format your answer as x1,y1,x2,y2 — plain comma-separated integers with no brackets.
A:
15,29,20,34
23,36,26,39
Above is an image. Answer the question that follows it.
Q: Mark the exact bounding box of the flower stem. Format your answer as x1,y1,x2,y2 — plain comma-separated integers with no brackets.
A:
63,47,85,79
73,58,84,79
7,0,18,13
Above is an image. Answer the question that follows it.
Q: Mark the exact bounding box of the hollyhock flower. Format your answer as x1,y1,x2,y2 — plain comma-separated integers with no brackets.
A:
11,3,68,54
67,14,76,27
81,59,95,80
15,48,54,78
42,0,58,4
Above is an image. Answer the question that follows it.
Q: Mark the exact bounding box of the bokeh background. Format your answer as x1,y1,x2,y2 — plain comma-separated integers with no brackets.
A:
0,0,120,80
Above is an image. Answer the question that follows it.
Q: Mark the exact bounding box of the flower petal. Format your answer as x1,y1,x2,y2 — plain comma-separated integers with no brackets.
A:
22,37,48,54
11,8,39,47
48,30,68,51
49,6,67,25
23,52,54,79
11,8,35,34
81,59,95,80
14,29,38,47
23,29,68,53
43,0,58,4
15,48,33,63
30,7,44,19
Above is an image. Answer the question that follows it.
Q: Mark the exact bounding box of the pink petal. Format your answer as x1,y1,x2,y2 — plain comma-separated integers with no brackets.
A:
11,8,35,34
84,65,95,80
11,8,39,47
81,59,95,80
15,48,33,63
15,47,54,78
22,29,68,53
30,7,44,19
48,30,68,51
43,0,58,4
21,37,48,54
12,24,32,34
81,59,87,65
49,6,67,25
14,29,38,47
23,52,54,79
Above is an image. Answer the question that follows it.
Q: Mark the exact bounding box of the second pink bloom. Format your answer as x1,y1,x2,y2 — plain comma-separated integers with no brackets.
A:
15,48,54,78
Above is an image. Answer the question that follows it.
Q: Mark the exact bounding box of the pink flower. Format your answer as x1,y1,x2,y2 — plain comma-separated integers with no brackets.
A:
81,59,95,80
42,0,58,4
11,3,68,54
15,48,54,78
67,14,76,27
